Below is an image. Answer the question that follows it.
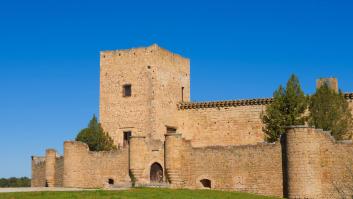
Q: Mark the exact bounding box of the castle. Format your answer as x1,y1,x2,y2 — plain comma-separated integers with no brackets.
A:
32,44,353,198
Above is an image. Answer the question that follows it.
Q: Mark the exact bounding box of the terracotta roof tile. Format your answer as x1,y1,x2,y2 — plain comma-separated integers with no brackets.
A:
178,92,353,110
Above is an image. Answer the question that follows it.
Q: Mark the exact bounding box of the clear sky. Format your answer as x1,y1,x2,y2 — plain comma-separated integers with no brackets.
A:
1,0,353,178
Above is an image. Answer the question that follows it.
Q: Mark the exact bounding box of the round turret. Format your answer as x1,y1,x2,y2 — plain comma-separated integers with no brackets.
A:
284,126,322,198
129,136,147,184
45,149,57,187
165,133,183,187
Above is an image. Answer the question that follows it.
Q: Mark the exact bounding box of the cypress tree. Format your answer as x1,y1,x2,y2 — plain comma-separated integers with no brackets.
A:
76,115,116,151
262,74,308,142
309,83,353,140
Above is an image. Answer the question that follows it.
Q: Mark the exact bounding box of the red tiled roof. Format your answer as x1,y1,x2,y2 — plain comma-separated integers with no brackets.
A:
178,92,353,110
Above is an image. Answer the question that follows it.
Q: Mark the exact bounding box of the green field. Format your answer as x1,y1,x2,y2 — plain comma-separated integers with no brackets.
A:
0,188,279,199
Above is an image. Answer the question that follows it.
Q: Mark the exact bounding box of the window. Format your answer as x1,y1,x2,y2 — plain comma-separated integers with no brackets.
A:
181,87,184,102
123,84,132,97
123,131,132,147
166,127,176,134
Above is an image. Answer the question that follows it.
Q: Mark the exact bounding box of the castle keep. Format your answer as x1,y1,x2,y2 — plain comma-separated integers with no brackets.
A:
32,44,353,198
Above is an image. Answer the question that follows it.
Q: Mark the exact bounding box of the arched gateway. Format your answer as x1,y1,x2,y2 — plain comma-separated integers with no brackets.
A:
150,162,163,183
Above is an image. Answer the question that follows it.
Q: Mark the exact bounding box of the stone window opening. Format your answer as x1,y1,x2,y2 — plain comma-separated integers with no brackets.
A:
181,87,184,102
200,179,211,188
108,178,114,185
123,84,132,97
166,127,176,134
123,131,132,147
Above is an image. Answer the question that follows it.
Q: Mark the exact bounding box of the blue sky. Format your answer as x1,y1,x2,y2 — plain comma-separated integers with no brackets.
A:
0,0,353,178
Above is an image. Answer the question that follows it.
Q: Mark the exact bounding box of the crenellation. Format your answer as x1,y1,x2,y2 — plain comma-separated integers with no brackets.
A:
31,156,45,165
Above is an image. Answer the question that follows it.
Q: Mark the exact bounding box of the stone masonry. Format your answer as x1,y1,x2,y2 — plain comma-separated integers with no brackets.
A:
32,44,353,198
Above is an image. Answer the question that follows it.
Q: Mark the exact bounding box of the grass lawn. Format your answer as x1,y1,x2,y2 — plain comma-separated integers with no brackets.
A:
0,188,280,199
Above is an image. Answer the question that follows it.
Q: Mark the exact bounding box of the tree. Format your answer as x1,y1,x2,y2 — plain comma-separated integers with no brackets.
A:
262,74,308,142
76,115,116,151
308,83,353,140
0,177,31,187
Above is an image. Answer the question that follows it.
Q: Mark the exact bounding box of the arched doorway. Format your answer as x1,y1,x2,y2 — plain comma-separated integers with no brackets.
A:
150,162,163,183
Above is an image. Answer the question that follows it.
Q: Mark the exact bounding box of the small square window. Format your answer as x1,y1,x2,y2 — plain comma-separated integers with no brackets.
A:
123,84,131,97
123,131,132,147
166,127,177,134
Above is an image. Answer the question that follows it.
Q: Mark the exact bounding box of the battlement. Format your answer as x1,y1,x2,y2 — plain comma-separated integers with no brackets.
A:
101,43,160,53
31,156,45,166
100,44,189,64
31,149,64,187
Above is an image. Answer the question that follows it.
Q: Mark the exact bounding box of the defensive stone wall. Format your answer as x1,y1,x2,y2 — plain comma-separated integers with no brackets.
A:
31,127,353,198
177,101,267,147
31,156,46,187
63,141,129,188
282,126,353,198
316,129,353,198
163,126,353,198
164,133,283,197
175,93,353,148
31,149,64,187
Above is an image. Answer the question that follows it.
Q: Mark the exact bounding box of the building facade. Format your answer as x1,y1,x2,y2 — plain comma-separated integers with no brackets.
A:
32,44,353,198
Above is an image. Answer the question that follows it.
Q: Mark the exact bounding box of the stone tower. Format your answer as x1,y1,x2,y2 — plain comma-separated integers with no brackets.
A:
99,44,190,147
316,77,338,92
